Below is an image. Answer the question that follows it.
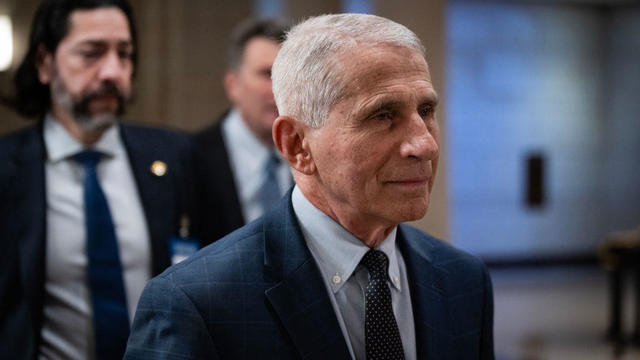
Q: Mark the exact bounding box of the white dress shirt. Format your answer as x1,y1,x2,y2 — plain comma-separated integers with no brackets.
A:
222,109,292,223
39,116,151,360
291,186,417,360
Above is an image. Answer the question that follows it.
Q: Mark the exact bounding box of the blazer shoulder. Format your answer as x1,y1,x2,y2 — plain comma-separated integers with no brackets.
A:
0,125,38,157
120,123,195,172
195,110,228,141
194,118,226,157
121,123,194,150
195,119,222,140
0,125,41,183
399,224,488,274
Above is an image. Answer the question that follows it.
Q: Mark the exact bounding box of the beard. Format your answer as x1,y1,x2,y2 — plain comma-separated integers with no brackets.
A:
50,72,129,133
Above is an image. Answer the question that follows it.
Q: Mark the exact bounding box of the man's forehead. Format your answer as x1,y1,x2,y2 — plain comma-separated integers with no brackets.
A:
337,45,431,90
241,37,280,62
342,44,427,73
64,7,131,44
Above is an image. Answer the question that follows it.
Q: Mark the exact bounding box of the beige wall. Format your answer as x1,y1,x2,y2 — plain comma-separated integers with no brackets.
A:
0,0,449,239
127,0,252,131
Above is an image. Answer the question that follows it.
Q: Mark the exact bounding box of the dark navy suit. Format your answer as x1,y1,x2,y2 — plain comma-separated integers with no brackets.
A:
0,122,200,360
193,111,245,244
125,190,494,360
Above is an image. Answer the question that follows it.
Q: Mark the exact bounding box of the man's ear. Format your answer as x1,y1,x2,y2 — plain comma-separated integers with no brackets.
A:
224,71,238,103
273,116,316,175
35,45,53,85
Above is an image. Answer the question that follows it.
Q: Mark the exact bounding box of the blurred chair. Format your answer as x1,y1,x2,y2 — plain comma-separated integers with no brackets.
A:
599,226,640,347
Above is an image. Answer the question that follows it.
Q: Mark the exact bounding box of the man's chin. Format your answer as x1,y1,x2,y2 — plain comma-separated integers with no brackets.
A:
395,198,430,223
75,113,119,133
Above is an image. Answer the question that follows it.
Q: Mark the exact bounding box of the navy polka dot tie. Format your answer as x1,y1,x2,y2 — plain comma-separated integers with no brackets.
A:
361,249,405,360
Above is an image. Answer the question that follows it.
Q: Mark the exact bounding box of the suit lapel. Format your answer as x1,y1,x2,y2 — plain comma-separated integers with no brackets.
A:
119,126,171,274
263,194,351,360
398,225,453,359
11,126,47,341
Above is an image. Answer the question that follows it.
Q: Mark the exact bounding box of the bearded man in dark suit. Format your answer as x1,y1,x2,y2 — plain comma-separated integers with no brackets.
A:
0,1,200,359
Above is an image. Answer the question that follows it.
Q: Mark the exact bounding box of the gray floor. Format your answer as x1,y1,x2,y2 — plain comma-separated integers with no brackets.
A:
491,266,640,360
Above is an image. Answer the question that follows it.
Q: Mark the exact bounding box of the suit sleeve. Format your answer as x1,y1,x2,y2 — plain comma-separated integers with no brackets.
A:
124,276,219,360
480,265,495,360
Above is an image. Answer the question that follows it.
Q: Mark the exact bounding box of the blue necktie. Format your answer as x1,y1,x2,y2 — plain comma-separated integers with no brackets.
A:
258,152,282,213
73,150,129,360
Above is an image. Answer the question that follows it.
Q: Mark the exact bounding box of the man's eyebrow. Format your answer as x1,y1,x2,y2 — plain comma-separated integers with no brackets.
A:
75,39,133,48
361,90,440,115
373,99,403,110
421,90,439,106
358,98,403,118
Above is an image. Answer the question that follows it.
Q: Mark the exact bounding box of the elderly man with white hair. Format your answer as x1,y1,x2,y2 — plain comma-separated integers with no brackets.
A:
125,13,494,360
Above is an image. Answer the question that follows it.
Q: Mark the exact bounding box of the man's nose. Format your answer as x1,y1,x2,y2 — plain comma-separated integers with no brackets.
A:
399,113,439,160
97,51,129,81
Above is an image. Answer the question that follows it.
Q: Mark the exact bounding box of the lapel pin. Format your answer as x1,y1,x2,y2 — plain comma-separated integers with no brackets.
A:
150,160,167,177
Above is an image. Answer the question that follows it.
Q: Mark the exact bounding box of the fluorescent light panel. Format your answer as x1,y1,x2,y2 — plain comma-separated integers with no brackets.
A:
0,15,13,71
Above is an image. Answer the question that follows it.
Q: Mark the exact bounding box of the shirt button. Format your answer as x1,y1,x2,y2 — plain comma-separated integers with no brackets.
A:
332,274,342,284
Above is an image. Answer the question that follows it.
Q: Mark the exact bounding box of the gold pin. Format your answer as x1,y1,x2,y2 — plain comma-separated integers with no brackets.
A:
150,161,167,176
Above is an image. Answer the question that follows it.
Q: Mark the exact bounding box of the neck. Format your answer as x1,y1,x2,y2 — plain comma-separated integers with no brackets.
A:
237,111,275,148
296,177,395,248
52,108,104,146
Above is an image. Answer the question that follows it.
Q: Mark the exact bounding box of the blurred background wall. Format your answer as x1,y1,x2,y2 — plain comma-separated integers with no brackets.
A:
1,0,638,262
447,1,640,261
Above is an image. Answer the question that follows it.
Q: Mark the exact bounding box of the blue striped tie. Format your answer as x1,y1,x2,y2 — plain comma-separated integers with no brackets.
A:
73,150,129,360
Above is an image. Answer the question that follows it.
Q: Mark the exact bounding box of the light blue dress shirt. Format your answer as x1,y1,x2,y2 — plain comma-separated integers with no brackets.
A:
40,116,151,360
221,109,292,223
291,186,417,360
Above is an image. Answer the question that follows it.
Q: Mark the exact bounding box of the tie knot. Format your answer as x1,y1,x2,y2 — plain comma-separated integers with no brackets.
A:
72,149,103,168
361,249,389,280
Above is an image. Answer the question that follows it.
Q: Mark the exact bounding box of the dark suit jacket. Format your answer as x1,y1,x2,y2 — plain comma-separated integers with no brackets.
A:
193,111,245,244
125,191,494,360
0,122,201,360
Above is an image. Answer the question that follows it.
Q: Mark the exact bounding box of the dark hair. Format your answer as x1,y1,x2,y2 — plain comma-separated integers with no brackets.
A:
227,17,290,70
4,0,137,118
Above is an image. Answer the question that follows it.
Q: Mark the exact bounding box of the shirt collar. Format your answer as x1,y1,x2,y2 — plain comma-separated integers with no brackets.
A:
43,114,122,163
291,186,401,293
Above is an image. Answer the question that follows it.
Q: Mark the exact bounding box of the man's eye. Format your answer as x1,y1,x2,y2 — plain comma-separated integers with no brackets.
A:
118,50,133,60
373,112,393,121
418,106,434,118
259,69,272,78
79,51,101,59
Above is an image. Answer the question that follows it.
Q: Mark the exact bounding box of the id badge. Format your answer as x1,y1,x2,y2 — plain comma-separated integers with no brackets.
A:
169,236,199,265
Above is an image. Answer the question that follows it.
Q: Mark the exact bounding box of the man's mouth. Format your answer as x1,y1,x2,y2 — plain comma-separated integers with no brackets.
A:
383,165,433,190
88,95,119,112
76,83,127,117
385,178,429,187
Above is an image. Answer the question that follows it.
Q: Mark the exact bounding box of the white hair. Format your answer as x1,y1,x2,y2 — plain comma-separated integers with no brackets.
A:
272,13,425,128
